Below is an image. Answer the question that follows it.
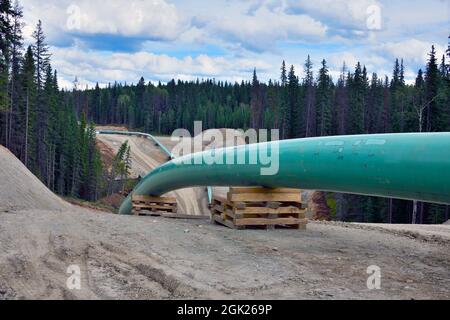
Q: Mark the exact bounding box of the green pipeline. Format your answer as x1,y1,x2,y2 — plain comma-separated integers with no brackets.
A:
119,133,450,215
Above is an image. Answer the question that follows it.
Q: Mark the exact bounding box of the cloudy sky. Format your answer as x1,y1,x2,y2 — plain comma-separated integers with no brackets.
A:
20,0,449,89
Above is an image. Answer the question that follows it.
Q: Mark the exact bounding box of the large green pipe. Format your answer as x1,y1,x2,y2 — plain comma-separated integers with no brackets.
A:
119,132,450,215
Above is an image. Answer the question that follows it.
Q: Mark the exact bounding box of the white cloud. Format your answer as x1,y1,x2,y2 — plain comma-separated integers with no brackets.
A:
21,0,188,42
378,39,446,65
50,46,274,89
285,0,382,31
208,6,328,52
19,0,448,87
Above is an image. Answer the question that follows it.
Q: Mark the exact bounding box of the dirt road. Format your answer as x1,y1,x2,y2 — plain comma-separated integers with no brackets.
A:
1,208,449,300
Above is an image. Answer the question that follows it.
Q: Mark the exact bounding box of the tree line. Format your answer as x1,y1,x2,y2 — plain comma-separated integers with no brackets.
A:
1,1,102,201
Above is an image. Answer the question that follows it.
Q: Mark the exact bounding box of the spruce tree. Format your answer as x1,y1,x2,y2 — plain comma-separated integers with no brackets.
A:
316,59,333,136
348,62,365,134
303,55,315,137
0,0,12,143
280,61,289,138
288,65,300,138
425,45,439,131
5,1,23,151
19,46,36,166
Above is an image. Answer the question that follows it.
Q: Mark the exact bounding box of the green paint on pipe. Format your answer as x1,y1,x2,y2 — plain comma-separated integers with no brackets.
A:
119,133,450,215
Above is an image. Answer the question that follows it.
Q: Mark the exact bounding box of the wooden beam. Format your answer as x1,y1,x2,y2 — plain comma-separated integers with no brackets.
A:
228,192,301,203
229,187,302,194
132,194,177,204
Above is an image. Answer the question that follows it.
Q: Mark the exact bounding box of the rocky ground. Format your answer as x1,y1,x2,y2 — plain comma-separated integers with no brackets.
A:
0,207,449,300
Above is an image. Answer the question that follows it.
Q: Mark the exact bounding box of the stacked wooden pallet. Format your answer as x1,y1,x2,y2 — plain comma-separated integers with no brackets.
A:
131,194,178,216
211,187,307,230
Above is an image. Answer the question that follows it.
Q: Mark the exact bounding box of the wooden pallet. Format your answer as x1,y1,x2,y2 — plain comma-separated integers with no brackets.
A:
132,195,178,216
211,187,307,230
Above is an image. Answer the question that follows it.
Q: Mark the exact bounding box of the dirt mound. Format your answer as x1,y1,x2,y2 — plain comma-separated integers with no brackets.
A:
96,139,115,172
444,220,450,225
0,145,68,212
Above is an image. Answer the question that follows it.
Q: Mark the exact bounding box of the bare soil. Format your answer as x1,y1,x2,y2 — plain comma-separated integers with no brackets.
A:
0,146,68,212
1,144,449,300
1,208,449,300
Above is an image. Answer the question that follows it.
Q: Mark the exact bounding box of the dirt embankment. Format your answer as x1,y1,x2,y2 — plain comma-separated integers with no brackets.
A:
0,146,68,212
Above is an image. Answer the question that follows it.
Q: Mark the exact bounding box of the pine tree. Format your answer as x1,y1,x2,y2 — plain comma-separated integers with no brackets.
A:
0,0,13,143
303,55,315,137
250,68,263,130
280,60,287,86
334,62,348,135
447,36,450,75
280,61,289,138
109,140,130,195
19,46,36,166
348,62,365,134
288,65,300,138
316,59,333,136
414,69,426,132
265,80,280,130
390,59,407,132
83,121,103,200
366,73,384,133
43,64,57,188
5,1,23,151
425,45,439,131
31,20,51,180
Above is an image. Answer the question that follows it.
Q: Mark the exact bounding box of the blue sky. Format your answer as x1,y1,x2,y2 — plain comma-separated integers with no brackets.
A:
20,0,449,89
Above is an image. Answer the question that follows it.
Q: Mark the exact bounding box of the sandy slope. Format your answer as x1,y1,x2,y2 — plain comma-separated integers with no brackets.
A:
0,146,68,212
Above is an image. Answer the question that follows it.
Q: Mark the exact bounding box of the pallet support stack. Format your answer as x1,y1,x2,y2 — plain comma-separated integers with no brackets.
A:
132,194,178,216
210,187,307,230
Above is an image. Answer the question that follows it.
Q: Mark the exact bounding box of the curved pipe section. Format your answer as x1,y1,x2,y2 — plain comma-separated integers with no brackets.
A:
97,129,214,203
119,132,450,215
